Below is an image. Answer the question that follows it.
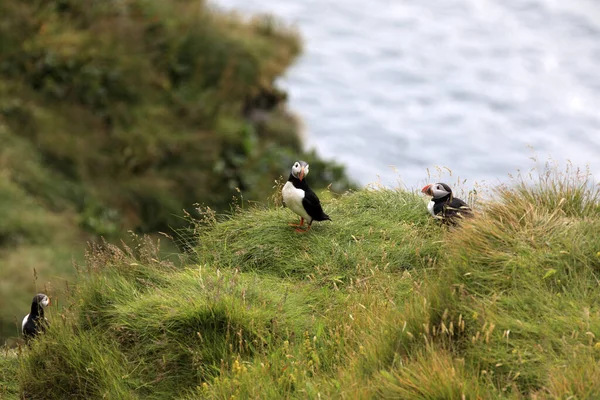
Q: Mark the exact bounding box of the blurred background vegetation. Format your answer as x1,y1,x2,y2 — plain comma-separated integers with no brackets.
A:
0,0,354,343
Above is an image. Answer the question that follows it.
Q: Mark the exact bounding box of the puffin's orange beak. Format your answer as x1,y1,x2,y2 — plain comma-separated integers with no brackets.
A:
47,297,51,306
299,167,305,181
421,184,432,195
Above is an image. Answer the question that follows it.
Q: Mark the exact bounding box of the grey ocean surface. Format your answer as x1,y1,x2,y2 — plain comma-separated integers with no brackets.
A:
214,0,600,188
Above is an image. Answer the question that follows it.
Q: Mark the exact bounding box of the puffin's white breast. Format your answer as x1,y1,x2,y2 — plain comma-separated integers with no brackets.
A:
22,314,29,331
427,200,435,217
282,182,311,222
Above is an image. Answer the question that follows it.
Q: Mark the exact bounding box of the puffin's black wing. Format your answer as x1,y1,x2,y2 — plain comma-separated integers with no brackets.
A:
442,197,472,220
23,317,46,339
302,188,331,222
432,201,445,216
23,318,35,338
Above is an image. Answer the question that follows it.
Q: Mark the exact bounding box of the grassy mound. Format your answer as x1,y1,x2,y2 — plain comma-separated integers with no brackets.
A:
192,188,438,281
6,166,600,399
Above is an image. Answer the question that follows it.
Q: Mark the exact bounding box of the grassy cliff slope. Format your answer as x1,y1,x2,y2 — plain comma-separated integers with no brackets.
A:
0,0,353,342
4,166,600,399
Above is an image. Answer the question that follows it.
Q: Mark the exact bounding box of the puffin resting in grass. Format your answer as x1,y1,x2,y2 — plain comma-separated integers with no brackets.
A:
22,293,50,342
421,182,472,224
282,160,331,232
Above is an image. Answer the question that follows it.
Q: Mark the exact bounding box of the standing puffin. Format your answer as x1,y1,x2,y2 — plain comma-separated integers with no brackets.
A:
22,293,50,341
282,160,331,232
421,182,472,224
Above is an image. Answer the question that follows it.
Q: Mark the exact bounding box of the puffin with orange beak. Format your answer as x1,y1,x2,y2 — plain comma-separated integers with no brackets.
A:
22,293,50,342
282,160,331,232
421,182,472,224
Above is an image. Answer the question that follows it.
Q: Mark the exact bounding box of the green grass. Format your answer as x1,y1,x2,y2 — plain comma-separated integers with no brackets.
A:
0,347,20,399
4,165,600,399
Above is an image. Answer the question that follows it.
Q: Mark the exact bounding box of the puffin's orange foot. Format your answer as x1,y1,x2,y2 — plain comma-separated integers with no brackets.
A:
295,224,311,233
288,217,305,227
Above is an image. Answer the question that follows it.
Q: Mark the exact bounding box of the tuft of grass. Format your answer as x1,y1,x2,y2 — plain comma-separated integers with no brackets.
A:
18,329,134,400
541,348,600,399
373,346,493,400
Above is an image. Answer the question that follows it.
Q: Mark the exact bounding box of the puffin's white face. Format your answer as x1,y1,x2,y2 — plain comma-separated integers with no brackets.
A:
421,183,452,199
34,293,50,307
291,161,309,181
